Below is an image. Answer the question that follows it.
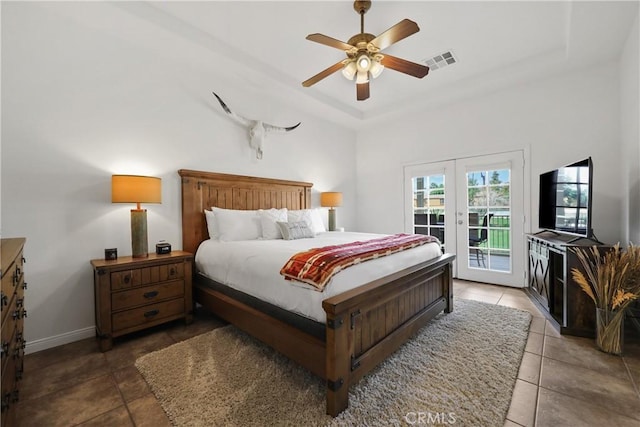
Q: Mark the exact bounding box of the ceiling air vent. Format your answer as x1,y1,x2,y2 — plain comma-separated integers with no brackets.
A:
423,50,457,71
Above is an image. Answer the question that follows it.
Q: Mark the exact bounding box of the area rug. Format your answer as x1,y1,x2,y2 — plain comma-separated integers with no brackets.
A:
135,298,531,426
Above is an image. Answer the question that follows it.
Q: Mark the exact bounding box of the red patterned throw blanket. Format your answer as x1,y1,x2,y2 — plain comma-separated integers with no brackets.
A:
280,234,439,291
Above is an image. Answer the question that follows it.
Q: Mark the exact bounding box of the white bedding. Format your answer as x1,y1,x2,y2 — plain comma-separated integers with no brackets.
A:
195,232,442,323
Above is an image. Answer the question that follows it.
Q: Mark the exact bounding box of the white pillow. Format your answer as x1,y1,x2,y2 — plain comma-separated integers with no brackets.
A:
277,221,315,240
288,209,326,234
214,208,262,241
204,210,218,240
258,208,288,239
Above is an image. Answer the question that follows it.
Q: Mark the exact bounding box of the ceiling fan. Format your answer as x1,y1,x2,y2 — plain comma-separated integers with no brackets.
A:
302,0,429,101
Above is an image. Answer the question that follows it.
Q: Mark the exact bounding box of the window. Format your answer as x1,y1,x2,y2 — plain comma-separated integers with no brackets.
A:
412,174,445,244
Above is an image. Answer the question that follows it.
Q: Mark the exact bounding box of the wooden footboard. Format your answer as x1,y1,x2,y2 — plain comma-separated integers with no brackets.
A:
322,253,454,416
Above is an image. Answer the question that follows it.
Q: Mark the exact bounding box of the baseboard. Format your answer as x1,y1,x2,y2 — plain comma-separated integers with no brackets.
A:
25,326,95,355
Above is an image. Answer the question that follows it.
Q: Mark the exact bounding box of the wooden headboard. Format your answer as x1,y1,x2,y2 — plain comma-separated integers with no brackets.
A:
178,169,313,254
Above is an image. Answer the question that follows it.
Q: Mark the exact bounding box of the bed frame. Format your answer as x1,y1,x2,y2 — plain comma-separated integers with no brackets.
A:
179,169,455,416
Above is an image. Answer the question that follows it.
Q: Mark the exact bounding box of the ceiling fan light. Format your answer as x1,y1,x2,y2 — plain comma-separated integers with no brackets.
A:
370,60,384,79
356,54,371,72
356,70,369,84
341,61,357,80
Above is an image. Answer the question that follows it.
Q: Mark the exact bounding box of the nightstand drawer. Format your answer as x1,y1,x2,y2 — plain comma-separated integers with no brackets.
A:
111,280,184,311
110,270,141,290
112,298,185,332
110,263,185,291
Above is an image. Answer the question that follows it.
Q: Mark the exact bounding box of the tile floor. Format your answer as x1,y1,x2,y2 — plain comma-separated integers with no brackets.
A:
13,280,640,426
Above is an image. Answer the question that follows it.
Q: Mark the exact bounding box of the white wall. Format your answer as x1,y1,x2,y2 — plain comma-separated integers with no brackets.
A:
356,63,623,245
620,14,640,245
1,3,356,352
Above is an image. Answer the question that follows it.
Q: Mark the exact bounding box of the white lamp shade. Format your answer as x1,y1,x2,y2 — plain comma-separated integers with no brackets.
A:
370,60,384,78
356,54,371,72
342,61,357,80
356,70,369,84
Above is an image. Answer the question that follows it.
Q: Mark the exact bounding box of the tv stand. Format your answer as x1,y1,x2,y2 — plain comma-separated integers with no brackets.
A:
527,231,606,337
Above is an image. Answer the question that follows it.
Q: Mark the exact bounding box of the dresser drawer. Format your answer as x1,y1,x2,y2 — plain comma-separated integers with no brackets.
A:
1,250,23,307
1,296,17,354
1,350,17,410
1,327,22,393
1,320,14,373
112,298,185,332
111,280,184,311
110,262,185,291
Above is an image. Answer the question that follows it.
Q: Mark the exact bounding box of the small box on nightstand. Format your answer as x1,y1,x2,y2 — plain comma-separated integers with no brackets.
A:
156,242,171,255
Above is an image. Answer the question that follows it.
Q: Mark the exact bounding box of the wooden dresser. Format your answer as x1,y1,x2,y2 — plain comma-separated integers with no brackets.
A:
91,251,193,351
1,238,27,426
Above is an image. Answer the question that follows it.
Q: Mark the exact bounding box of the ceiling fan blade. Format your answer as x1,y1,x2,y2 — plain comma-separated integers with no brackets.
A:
370,19,420,51
356,82,370,101
380,54,429,78
302,61,345,87
306,33,354,51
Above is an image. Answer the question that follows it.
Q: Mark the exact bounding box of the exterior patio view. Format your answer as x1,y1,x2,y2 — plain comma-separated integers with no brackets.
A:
412,169,512,273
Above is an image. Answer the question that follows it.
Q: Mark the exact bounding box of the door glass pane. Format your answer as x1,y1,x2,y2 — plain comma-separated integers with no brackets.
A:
412,174,445,245
467,168,511,272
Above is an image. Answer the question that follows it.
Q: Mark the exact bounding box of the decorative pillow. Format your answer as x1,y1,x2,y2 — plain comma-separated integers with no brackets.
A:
277,221,315,240
258,208,288,239
204,209,218,240
214,208,262,241
287,209,326,234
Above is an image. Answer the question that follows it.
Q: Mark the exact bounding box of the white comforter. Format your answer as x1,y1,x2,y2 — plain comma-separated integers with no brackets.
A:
195,232,442,323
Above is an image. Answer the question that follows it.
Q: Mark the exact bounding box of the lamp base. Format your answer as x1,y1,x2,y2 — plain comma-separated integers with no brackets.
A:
328,208,337,232
131,209,149,258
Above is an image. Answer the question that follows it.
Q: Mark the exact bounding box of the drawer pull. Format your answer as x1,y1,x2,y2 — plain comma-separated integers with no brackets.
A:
144,309,159,318
143,291,159,299
1,292,7,307
16,297,24,308
1,341,8,356
23,282,28,290
169,267,176,276
124,274,131,284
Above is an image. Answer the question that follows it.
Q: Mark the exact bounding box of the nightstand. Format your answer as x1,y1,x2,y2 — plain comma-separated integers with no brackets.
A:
90,251,193,351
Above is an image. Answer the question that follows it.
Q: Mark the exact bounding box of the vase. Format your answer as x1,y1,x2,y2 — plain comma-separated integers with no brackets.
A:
595,308,624,355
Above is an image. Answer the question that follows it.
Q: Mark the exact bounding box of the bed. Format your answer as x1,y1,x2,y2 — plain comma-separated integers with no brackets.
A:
179,169,455,416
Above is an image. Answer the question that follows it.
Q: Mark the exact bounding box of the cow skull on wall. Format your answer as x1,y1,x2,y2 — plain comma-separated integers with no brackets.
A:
212,92,301,159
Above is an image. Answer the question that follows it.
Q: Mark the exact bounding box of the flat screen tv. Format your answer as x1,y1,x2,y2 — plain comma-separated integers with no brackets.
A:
539,157,593,238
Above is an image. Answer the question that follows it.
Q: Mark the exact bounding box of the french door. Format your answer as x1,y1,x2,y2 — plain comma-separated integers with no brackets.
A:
404,151,526,287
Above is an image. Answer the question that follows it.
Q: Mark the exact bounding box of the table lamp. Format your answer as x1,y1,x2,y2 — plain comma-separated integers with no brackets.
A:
320,192,343,231
112,175,162,258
